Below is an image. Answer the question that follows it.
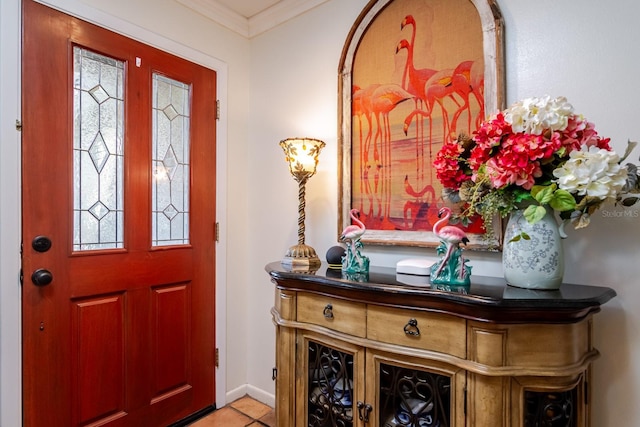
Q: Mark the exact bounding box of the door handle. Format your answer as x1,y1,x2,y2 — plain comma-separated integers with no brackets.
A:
357,401,372,422
31,269,53,286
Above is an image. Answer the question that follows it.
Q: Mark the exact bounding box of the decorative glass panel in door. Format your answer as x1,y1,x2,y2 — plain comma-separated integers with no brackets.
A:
73,47,125,251
308,340,355,427
379,363,451,427
152,73,190,246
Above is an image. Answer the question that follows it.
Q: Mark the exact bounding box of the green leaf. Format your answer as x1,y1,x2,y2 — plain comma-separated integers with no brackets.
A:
508,232,531,243
556,147,567,158
530,185,544,199
531,184,557,204
508,235,521,243
513,190,533,204
549,189,576,212
523,205,546,223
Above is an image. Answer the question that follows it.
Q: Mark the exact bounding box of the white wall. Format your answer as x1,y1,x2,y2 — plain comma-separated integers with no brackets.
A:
248,0,640,425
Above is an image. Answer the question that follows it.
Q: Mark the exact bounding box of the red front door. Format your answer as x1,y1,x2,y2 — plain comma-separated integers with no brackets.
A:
21,1,216,425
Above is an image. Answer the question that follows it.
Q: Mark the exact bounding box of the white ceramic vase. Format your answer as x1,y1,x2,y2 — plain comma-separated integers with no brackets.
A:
502,206,565,290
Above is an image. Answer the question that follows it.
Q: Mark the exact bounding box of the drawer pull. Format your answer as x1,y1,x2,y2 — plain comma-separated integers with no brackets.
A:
404,318,420,336
323,304,334,319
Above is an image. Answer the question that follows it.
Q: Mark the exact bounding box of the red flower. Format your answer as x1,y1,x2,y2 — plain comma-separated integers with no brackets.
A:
433,140,470,190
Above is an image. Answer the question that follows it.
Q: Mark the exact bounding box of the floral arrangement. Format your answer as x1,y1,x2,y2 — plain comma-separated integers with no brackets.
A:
433,95,640,240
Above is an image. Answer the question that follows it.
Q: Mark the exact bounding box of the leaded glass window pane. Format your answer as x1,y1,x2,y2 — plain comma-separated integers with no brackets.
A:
152,74,190,246
73,47,124,251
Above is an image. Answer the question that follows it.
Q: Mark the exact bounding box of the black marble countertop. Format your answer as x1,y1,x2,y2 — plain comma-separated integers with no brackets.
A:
266,262,617,323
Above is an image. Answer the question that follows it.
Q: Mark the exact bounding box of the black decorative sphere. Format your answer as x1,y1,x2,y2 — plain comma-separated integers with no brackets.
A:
325,245,346,268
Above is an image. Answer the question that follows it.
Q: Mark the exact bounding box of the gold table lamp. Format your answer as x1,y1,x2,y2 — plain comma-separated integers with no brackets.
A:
279,137,325,268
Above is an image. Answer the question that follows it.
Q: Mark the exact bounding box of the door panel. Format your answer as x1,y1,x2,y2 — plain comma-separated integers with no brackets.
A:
71,295,126,425
21,1,216,426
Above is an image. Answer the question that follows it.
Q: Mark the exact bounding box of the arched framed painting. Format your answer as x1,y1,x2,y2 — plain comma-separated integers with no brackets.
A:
338,0,505,249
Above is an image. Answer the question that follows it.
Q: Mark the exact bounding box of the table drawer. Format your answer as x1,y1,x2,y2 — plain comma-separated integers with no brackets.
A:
367,305,466,358
297,292,366,337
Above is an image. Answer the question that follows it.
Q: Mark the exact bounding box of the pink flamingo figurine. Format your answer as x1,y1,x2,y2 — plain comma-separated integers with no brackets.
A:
340,209,367,271
432,207,469,278
340,209,366,245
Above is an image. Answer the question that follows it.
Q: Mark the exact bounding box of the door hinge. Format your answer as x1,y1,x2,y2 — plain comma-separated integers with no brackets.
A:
272,367,277,381
215,348,219,368
16,119,22,131
215,222,219,242
216,100,220,120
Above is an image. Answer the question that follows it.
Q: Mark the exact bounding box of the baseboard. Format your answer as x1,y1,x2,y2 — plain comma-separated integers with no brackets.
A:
246,384,275,408
225,383,248,404
226,383,275,408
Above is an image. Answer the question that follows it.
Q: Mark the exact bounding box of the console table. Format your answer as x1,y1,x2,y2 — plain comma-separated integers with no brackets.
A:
266,262,615,427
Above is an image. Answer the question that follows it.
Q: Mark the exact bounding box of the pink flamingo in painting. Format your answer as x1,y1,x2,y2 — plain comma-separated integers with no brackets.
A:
396,38,437,187
353,84,379,164
402,175,438,231
370,84,413,161
352,85,373,213
398,16,437,103
424,68,459,140
450,60,485,135
340,209,366,254
432,207,469,277
403,174,436,200
469,60,485,128
369,83,413,222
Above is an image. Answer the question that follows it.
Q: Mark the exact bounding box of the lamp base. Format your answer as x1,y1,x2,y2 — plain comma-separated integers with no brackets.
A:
282,244,321,269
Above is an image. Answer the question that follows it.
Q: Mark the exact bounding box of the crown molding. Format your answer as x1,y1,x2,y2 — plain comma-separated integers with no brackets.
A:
176,0,249,37
248,0,330,38
176,0,330,38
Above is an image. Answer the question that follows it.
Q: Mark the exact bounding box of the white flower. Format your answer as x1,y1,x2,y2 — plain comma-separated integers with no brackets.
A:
553,146,627,199
504,95,574,135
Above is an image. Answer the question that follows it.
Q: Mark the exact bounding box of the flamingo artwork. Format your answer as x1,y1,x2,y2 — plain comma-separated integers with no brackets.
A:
340,209,370,274
431,207,471,283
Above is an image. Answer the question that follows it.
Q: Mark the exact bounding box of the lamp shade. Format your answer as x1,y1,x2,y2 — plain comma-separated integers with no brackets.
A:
279,137,325,181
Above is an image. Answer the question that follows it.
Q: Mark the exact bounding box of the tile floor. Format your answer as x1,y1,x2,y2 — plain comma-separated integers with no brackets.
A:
188,395,275,427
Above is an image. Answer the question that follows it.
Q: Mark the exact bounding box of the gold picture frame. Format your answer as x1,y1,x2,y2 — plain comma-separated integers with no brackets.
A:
338,0,506,249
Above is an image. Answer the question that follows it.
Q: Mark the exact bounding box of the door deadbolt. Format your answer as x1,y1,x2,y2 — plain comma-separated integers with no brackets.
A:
32,236,52,253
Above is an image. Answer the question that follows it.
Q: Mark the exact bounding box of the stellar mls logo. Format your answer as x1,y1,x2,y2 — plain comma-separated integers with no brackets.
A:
601,208,639,218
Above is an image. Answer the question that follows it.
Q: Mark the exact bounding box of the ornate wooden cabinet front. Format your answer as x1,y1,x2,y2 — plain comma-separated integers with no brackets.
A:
267,263,615,427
